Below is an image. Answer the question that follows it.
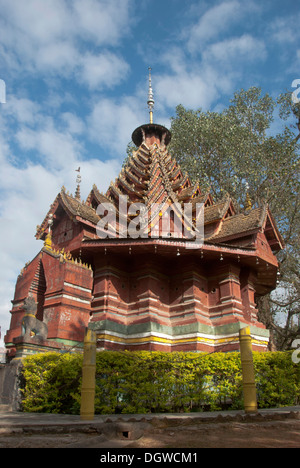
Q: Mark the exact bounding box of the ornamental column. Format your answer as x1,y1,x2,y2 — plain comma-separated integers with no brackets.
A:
218,263,244,321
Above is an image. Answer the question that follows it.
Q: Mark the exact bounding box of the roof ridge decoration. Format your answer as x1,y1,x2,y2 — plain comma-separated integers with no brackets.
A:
75,167,81,201
258,201,268,227
42,244,92,270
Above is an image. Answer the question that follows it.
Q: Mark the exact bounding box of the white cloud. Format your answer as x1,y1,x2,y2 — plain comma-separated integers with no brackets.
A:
156,71,215,110
0,0,71,45
0,0,72,75
72,0,133,46
0,0,132,49
88,96,145,154
61,112,85,135
2,97,85,171
268,13,300,45
79,52,130,90
4,96,41,125
16,122,82,170
77,158,121,196
203,34,267,65
159,47,188,75
154,42,240,111
35,41,80,74
186,0,242,52
142,2,267,115
0,0,133,82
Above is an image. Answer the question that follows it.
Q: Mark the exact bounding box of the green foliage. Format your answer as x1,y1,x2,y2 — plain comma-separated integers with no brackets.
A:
20,350,299,414
169,88,300,350
253,351,300,408
169,89,300,212
20,352,83,414
200,352,244,410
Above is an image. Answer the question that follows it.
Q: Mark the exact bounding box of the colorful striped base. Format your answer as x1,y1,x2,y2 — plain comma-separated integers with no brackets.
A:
89,319,269,352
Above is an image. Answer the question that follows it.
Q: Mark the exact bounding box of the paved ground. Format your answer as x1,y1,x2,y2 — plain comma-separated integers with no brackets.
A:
0,406,299,448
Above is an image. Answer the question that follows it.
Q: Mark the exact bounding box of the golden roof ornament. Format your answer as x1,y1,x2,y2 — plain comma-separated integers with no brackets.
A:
44,213,53,249
244,182,252,211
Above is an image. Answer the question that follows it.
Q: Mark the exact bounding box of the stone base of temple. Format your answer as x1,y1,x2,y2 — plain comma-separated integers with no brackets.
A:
89,319,269,353
6,336,85,360
10,336,64,360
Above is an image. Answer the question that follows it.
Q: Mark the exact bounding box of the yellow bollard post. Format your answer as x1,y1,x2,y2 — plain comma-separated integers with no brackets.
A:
80,328,96,420
239,326,258,414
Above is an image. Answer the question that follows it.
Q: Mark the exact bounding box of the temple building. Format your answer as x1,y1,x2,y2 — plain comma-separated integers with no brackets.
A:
4,72,284,359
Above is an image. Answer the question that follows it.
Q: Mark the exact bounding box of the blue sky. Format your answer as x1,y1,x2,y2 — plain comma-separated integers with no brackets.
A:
0,0,299,345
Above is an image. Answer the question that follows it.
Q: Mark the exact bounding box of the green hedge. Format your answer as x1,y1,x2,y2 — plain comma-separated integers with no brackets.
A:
20,351,300,414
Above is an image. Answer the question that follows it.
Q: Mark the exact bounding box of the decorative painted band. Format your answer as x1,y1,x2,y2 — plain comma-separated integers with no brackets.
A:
89,318,269,338
95,331,268,349
89,319,269,350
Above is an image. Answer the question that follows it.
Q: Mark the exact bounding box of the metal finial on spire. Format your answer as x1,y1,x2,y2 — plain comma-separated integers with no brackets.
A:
147,67,154,124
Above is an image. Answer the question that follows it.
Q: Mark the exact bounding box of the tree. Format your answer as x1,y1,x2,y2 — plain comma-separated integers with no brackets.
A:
169,87,300,350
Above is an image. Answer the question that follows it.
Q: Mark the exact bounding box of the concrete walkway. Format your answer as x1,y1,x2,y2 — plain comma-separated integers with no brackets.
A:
0,405,299,435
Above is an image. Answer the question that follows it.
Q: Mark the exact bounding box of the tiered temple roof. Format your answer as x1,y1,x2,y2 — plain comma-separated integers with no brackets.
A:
35,135,284,253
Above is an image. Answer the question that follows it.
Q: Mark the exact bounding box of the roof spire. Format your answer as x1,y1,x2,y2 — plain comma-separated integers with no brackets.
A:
244,182,252,212
131,67,171,147
75,167,81,200
147,67,154,124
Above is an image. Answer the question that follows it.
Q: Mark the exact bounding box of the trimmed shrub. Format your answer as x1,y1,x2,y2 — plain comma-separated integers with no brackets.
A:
254,351,300,408
21,352,83,414
20,350,299,414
